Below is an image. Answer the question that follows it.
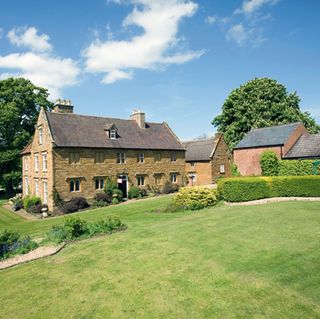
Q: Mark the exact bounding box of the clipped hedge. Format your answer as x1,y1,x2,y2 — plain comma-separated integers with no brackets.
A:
278,160,315,176
218,176,320,202
173,187,218,210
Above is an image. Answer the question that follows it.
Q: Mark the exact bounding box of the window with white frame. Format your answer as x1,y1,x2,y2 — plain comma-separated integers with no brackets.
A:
70,178,81,192
219,164,226,174
42,152,48,171
25,177,29,195
110,130,117,139
154,174,162,185
24,157,28,171
170,173,177,183
189,173,197,183
95,178,104,190
39,127,43,145
117,152,126,164
34,154,39,172
137,175,145,186
43,180,48,203
138,153,144,163
171,153,177,162
35,179,39,196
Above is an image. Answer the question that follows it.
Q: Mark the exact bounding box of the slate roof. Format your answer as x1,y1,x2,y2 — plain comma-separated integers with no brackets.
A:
234,122,302,149
284,134,320,159
183,136,219,161
45,111,184,150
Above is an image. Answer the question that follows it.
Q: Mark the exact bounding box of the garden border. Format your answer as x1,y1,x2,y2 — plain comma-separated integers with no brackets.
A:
225,197,320,206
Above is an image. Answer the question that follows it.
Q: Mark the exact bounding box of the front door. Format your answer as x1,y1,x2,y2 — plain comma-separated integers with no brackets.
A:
117,175,128,198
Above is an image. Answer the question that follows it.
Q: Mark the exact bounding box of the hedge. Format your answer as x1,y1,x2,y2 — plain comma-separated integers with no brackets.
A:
218,176,320,202
278,160,315,176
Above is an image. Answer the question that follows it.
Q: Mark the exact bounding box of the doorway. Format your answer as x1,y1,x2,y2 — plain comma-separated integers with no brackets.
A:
117,174,128,198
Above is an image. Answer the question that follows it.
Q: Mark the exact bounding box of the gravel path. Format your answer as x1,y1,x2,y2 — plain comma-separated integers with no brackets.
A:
225,197,320,206
0,244,65,270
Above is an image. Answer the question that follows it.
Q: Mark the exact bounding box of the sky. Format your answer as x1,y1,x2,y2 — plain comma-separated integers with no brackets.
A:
0,0,319,140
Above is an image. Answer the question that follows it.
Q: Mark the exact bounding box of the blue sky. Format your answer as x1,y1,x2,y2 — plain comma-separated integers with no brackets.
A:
0,0,319,140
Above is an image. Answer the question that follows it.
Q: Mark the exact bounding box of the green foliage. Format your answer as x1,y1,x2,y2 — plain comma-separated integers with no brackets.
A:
0,78,53,193
260,151,280,176
231,163,241,176
52,187,64,208
92,200,108,208
23,195,41,211
161,181,178,194
112,189,123,201
278,160,315,176
111,198,119,205
46,216,127,243
61,197,89,214
104,178,118,196
0,229,38,260
173,187,219,210
212,78,320,149
128,186,140,199
218,176,320,202
94,192,111,203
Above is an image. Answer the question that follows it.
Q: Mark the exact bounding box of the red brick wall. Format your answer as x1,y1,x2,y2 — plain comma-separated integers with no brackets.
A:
185,161,212,186
233,146,283,176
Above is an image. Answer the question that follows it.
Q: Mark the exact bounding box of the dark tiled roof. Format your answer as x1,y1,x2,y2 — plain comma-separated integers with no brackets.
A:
234,122,302,149
45,111,184,150
183,136,219,161
284,134,320,159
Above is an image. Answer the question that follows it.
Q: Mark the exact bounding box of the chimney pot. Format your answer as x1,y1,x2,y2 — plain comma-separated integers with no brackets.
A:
130,109,145,129
53,98,74,114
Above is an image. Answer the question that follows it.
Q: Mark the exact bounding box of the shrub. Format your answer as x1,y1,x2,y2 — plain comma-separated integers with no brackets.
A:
52,187,64,208
278,160,314,176
46,216,127,243
173,187,219,210
128,186,140,199
28,204,48,214
260,151,279,176
139,188,147,197
0,230,38,260
94,192,111,203
161,181,178,194
92,200,108,208
61,201,78,214
70,197,89,210
23,196,41,211
112,189,123,201
231,163,241,177
218,176,320,202
104,178,118,196
112,198,119,205
12,199,23,211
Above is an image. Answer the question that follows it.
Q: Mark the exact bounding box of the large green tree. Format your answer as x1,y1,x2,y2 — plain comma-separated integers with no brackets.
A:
0,78,53,193
212,78,320,149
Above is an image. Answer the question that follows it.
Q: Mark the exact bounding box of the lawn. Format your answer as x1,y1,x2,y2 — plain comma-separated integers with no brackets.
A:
0,197,320,318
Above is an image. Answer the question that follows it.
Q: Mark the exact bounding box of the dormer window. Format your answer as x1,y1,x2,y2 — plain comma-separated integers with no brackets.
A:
104,123,118,140
110,130,116,139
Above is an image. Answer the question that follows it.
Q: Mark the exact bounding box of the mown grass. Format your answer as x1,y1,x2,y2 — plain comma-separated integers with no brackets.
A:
0,197,320,318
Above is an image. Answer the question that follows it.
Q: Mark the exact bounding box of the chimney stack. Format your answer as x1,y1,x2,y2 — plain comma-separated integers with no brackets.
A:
53,99,74,114
130,109,145,129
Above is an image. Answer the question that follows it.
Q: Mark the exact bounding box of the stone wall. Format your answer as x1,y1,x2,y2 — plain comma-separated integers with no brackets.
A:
53,147,185,206
211,135,232,181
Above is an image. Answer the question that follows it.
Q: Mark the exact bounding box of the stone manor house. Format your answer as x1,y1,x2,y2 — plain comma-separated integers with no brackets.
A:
21,100,230,210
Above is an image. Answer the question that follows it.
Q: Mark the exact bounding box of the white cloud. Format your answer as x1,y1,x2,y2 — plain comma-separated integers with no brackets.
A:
226,24,248,46
7,27,52,52
236,0,279,16
84,0,203,84
0,27,80,99
205,16,217,25
102,69,132,84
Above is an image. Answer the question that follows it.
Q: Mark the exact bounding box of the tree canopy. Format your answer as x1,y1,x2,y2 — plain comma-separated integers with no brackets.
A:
212,78,320,149
0,77,53,193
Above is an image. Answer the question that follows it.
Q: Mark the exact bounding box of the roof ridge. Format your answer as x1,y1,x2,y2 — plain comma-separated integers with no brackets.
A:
182,137,215,143
46,110,163,125
250,122,302,132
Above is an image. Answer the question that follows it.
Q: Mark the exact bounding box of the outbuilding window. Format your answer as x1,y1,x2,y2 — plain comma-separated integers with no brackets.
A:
138,153,144,163
110,130,117,139
137,175,145,186
170,173,177,183
117,152,126,164
95,178,104,190
171,154,177,162
219,164,226,174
